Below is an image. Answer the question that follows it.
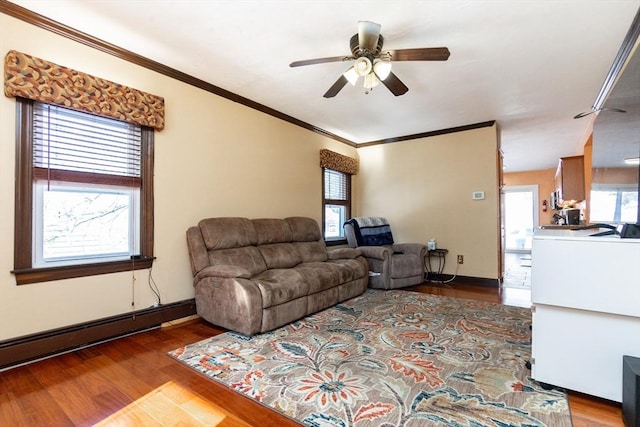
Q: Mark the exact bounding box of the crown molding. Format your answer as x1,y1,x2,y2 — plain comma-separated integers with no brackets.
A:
1,1,493,149
357,120,496,147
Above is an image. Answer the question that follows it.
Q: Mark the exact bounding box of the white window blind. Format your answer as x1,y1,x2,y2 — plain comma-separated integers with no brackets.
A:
33,102,141,182
324,168,348,200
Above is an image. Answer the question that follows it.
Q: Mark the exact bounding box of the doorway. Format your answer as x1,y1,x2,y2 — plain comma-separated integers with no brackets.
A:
502,185,538,290
503,185,538,253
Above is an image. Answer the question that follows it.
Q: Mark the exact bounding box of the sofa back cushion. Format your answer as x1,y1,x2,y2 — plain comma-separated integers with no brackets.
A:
199,217,256,250
258,243,302,269
286,217,328,262
209,246,267,276
253,218,292,244
292,241,328,262
286,217,322,241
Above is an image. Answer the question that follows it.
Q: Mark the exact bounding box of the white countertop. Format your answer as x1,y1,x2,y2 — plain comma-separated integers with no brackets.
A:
533,227,638,243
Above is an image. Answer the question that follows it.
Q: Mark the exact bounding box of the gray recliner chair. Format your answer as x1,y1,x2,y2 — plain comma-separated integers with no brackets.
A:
344,217,426,289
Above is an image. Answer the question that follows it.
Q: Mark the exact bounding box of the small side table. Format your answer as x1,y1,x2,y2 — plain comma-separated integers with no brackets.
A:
425,248,448,282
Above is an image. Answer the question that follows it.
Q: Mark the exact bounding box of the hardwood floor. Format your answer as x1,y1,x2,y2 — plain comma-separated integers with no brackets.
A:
0,283,623,426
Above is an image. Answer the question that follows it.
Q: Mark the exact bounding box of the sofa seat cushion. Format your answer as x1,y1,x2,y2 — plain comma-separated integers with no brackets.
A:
294,262,342,294
390,253,423,278
258,243,302,269
208,246,267,276
253,269,308,308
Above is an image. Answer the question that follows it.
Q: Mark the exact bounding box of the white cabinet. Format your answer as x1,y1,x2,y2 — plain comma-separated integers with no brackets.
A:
531,229,640,402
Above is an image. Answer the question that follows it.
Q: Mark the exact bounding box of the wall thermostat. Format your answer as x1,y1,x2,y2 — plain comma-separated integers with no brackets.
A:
472,191,485,200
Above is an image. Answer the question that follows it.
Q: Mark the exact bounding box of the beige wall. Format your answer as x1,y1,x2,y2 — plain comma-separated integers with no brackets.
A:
355,125,500,279
503,169,556,226
0,15,356,340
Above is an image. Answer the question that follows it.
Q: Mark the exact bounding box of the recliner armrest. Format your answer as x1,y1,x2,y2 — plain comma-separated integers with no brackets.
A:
356,245,391,260
392,243,426,256
194,265,253,282
327,247,362,260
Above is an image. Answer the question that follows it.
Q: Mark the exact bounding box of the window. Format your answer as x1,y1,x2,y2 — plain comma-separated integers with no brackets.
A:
590,184,638,223
13,99,154,284
322,168,351,243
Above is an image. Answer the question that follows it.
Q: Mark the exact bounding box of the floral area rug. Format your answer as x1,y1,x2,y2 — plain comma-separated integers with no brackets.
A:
168,290,571,426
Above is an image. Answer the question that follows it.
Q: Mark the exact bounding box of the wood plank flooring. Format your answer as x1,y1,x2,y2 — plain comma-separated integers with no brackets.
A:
0,283,624,426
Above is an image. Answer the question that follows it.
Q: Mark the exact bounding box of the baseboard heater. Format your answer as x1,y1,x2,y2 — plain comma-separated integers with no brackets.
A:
429,275,499,287
0,299,196,370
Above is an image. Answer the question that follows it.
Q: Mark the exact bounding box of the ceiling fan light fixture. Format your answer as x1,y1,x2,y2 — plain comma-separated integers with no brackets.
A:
373,58,392,80
343,67,359,85
363,72,380,90
354,57,372,76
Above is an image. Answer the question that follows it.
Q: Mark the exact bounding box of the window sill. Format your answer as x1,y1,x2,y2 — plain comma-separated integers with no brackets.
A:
12,257,154,285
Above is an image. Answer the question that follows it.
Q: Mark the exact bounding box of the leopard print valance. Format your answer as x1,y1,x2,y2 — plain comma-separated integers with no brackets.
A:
4,50,165,130
320,149,358,175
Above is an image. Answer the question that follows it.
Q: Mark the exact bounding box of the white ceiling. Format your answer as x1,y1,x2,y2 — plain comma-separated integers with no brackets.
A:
8,0,640,172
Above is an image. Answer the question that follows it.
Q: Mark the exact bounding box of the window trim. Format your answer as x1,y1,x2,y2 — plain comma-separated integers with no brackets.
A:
12,98,154,285
322,167,351,246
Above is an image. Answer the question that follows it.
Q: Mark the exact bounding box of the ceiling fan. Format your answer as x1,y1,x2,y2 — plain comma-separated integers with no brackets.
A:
289,21,450,98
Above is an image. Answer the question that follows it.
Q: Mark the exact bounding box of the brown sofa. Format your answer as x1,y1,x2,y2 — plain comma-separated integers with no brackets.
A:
186,216,369,336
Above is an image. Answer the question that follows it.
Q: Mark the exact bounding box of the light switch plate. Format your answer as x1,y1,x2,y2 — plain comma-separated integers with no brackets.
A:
472,191,485,200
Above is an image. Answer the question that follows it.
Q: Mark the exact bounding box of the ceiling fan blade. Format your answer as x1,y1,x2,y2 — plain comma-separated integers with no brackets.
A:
290,56,352,67
323,75,349,98
573,107,627,119
385,47,450,61
380,72,409,96
358,21,381,51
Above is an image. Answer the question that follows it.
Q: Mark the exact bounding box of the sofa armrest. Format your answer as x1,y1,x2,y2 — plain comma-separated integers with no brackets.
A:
327,247,362,260
392,243,427,256
356,245,391,260
195,277,263,336
187,226,210,276
194,265,252,282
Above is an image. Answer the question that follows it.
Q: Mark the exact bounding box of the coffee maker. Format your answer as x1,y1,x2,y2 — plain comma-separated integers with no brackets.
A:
562,208,581,225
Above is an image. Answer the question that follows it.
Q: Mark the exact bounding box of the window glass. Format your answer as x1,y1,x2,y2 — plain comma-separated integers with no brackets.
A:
324,204,346,239
34,181,140,267
590,185,638,223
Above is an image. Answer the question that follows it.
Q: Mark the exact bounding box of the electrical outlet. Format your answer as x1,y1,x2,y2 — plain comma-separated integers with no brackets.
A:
457,255,464,264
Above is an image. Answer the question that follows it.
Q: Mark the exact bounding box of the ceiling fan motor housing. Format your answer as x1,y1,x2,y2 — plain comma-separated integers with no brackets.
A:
350,33,384,57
